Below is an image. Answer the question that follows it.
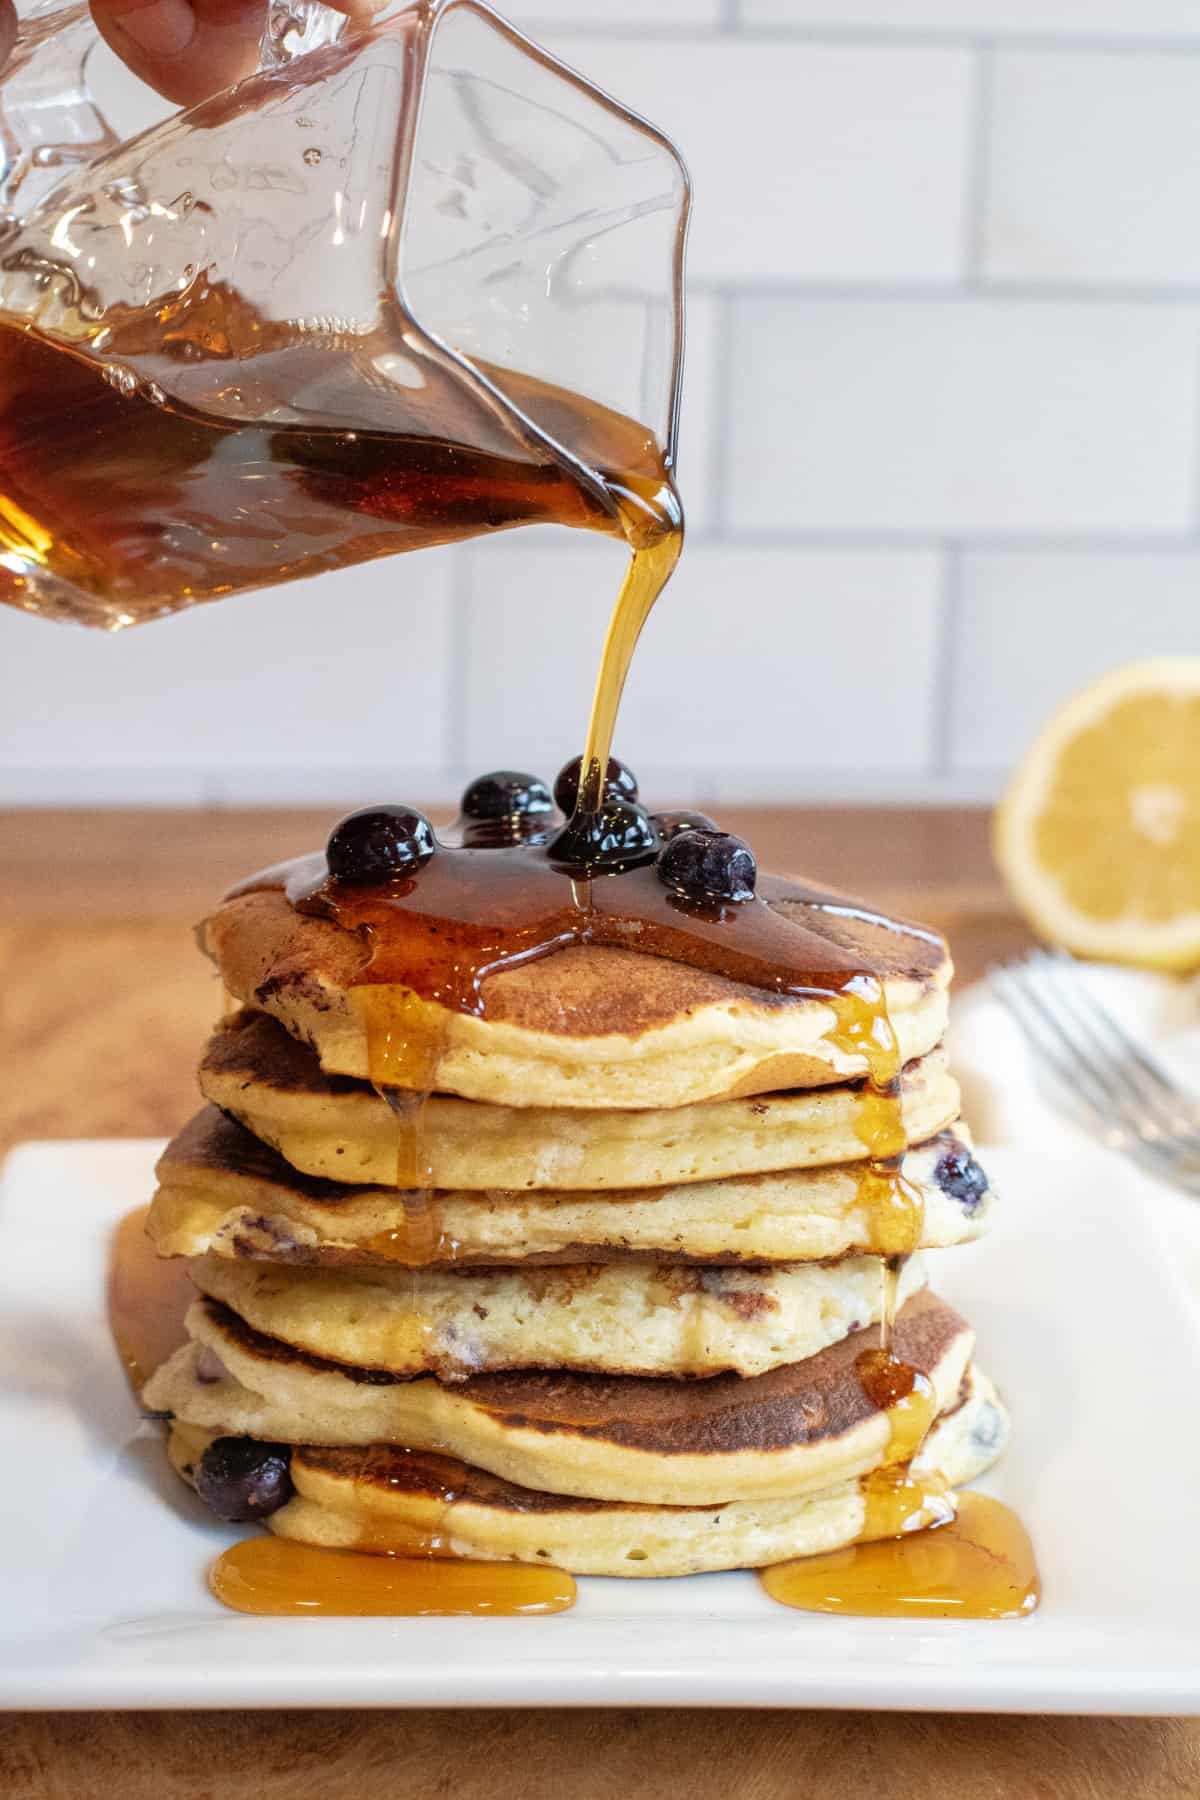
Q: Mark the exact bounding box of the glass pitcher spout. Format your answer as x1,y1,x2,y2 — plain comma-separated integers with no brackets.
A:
0,0,688,625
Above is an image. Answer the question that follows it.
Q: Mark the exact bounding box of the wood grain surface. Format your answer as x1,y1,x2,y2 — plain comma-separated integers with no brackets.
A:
1,806,1192,1799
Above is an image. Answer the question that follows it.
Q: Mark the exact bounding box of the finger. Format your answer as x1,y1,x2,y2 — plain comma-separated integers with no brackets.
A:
0,0,16,76
90,0,266,106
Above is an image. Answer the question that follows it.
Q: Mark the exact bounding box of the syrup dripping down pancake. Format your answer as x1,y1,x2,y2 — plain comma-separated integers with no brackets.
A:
149,1106,993,1269
196,1012,963,1193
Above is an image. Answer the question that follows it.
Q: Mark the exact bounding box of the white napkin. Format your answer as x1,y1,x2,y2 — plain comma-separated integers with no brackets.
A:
949,964,1200,1306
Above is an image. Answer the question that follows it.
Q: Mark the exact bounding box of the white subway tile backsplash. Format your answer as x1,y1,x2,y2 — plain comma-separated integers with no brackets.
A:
726,297,1200,535
950,550,1200,773
540,39,973,283
460,532,620,779
462,538,942,784
516,1,721,28
677,293,720,535
12,12,1200,811
984,52,1200,286
0,554,455,804
738,1,1200,37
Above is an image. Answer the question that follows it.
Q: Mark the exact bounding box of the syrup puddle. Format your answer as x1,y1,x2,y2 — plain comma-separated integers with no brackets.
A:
210,1538,576,1616
760,1492,1039,1620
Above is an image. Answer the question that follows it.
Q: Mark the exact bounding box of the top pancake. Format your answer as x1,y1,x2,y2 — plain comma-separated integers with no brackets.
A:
202,878,951,1109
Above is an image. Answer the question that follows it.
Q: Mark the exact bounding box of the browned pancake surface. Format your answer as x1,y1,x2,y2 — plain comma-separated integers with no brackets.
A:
199,1008,935,1119
201,1009,361,1100
204,879,947,1041
200,1288,966,1459
295,1366,975,1517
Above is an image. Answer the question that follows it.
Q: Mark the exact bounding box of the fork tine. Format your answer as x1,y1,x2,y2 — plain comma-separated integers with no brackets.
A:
993,962,1192,1167
1027,951,1184,1141
991,965,1126,1126
1038,950,1197,1125
994,958,1200,1185
993,969,1186,1177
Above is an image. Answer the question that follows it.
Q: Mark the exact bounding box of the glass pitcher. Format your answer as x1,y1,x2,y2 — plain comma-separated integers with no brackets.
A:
0,0,688,627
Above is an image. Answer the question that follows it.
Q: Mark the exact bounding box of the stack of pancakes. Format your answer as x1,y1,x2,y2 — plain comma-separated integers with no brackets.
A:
144,875,1008,1578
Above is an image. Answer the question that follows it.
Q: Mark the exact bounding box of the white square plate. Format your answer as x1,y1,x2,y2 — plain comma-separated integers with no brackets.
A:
1,1140,1198,1713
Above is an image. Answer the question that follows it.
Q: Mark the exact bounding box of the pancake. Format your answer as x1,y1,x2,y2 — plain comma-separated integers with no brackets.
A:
166,1364,1007,1577
150,1107,994,1267
203,882,951,1108
143,1288,973,1505
189,1250,929,1381
198,1011,961,1192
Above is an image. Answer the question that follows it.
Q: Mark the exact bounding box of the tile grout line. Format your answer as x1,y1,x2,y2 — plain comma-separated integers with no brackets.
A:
931,542,963,779
1191,326,1200,538
529,20,1200,51
702,290,737,539
719,24,1200,53
661,526,1200,552
963,42,994,286
690,276,1200,304
472,525,1200,554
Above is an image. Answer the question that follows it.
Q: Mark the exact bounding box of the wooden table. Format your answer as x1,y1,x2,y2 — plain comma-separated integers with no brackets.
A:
1,806,1194,1799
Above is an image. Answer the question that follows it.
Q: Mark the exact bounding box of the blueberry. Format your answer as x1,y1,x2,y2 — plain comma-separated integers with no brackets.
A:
553,754,638,818
933,1146,990,1213
657,829,756,904
194,1436,294,1521
460,771,553,822
457,771,554,849
550,798,660,873
326,805,435,884
969,1401,1006,1453
652,809,718,843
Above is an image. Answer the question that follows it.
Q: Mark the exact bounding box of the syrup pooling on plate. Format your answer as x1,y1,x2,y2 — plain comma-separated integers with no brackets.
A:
209,1538,577,1616
759,1492,1039,1621
208,1448,577,1616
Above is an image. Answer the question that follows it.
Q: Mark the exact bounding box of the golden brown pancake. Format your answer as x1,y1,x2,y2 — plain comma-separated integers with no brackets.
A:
202,882,951,1107
150,1105,994,1267
188,1249,929,1380
143,1288,973,1504
197,1010,961,1191
166,1363,1008,1576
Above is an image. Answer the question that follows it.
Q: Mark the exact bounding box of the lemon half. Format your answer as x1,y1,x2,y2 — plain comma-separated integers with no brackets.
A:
994,658,1200,970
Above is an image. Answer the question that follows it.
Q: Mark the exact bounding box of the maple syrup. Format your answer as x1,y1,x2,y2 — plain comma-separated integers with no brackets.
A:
208,1447,576,1616
760,1493,1039,1620
107,1204,195,1396
0,319,675,628
209,1537,576,1615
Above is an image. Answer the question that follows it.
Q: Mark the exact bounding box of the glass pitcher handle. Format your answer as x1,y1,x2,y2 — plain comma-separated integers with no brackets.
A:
1,0,351,218
0,2,117,217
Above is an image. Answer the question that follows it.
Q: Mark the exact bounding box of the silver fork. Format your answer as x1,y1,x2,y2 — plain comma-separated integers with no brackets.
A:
991,949,1200,1193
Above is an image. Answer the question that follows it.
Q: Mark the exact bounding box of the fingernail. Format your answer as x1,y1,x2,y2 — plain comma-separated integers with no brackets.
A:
112,0,196,57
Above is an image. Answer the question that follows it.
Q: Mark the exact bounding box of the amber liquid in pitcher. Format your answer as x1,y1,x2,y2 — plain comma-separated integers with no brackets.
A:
0,318,677,628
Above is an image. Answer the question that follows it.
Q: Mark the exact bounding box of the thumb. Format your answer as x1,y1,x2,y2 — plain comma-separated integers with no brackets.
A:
0,0,15,74
90,0,266,106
